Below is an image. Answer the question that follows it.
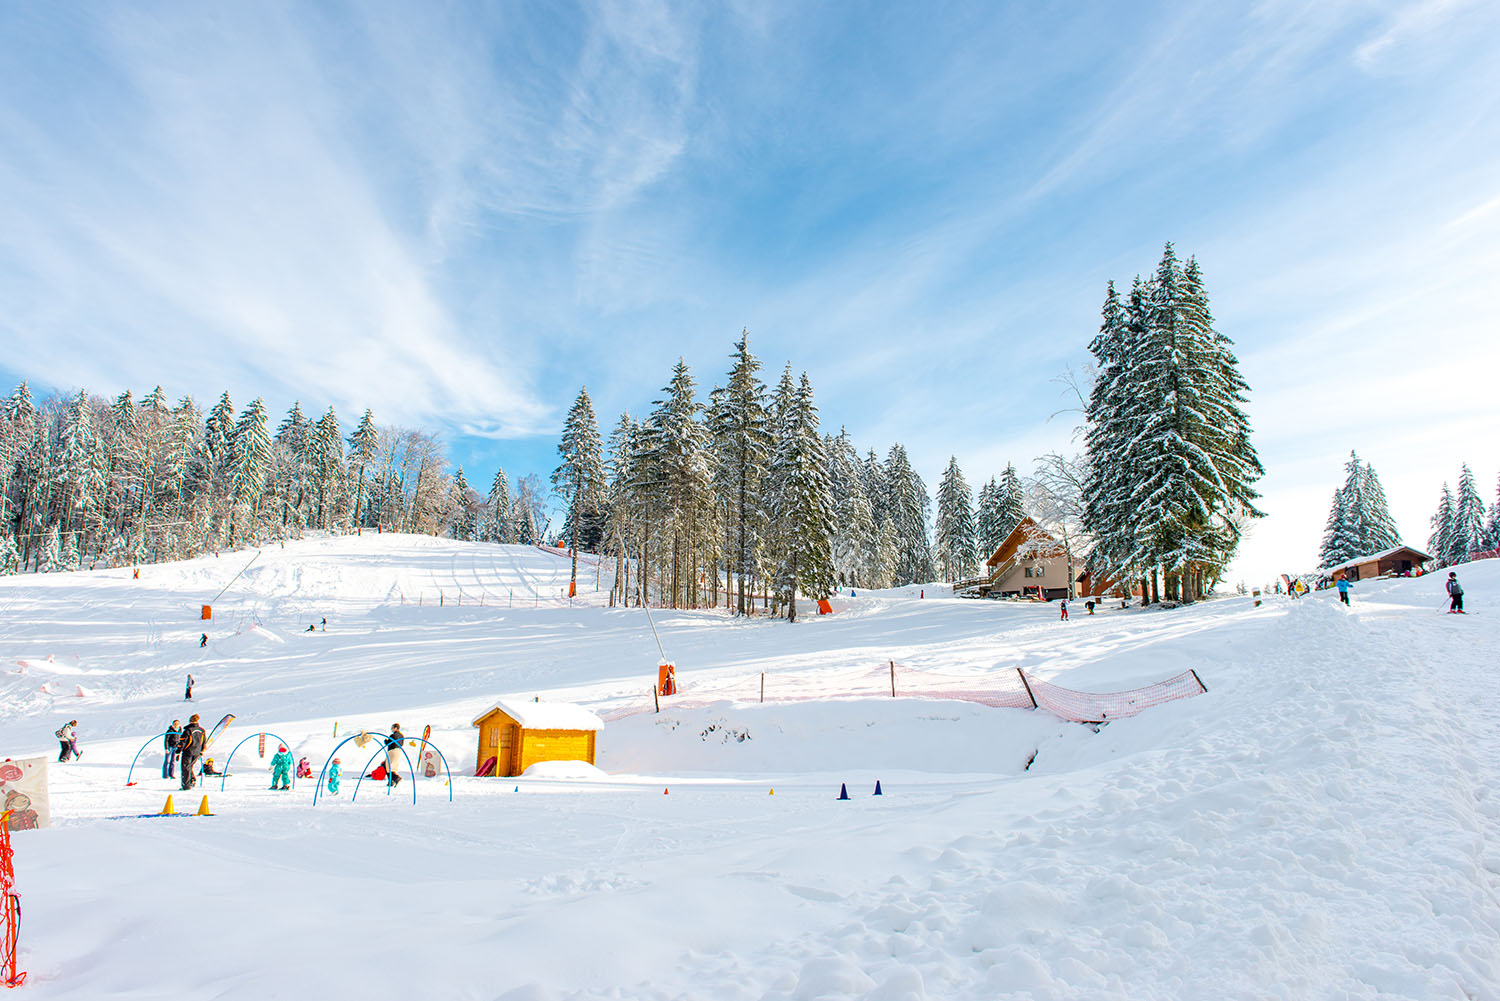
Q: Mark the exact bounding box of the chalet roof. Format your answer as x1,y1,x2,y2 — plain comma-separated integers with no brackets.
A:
472,700,605,731
1322,545,1432,574
984,517,1066,567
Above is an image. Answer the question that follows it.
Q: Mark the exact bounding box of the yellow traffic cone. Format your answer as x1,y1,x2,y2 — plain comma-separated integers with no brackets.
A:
768,788,775,795
160,795,176,815
196,796,213,816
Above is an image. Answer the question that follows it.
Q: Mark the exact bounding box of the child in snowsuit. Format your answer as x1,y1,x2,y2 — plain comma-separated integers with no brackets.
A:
1447,572,1465,613
269,746,293,790
327,758,342,795
296,757,314,779
1059,599,1069,621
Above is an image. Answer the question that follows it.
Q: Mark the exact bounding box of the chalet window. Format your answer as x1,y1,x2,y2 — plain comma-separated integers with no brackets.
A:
1024,567,1032,578
1035,565,1045,578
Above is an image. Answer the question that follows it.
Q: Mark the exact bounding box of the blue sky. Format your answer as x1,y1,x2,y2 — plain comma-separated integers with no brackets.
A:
2,1,1498,585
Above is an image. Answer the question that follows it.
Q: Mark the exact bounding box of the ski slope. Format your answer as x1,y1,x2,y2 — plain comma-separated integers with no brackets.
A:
2,536,1498,1000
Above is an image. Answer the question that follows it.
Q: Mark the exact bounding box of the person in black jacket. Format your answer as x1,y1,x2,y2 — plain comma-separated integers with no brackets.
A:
163,720,182,779
1447,572,1465,613
383,724,404,787
179,714,207,790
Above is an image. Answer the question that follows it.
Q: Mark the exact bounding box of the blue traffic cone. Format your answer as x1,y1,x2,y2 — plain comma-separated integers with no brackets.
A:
873,780,883,796
514,786,519,793
837,783,850,800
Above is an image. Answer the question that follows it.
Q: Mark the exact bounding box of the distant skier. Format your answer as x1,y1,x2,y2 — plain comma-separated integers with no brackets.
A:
179,714,206,790
305,624,315,632
1446,572,1465,613
1059,598,1069,621
327,758,342,795
1336,576,1353,606
55,720,80,762
184,673,194,700
269,746,293,790
199,633,207,648
384,724,405,787
163,720,182,779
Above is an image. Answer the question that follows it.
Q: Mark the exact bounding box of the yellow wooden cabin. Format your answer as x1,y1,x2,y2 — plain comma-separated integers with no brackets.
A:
471,700,604,777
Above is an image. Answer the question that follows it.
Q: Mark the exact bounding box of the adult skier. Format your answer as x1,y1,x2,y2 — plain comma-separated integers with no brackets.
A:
269,746,293,790
163,720,182,779
1336,575,1353,606
384,724,405,787
1446,572,1465,613
55,720,79,762
179,714,207,790
184,673,194,700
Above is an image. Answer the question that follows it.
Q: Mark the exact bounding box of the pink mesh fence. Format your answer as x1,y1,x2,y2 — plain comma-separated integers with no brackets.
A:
600,662,1207,724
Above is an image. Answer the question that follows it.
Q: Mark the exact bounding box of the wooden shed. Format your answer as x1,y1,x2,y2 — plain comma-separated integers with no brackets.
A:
1325,545,1432,582
471,700,604,777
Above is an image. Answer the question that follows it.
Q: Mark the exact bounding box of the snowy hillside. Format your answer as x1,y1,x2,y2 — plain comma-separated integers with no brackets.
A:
3,536,1498,999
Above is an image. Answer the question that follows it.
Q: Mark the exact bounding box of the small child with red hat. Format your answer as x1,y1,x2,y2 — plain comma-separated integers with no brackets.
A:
269,745,293,790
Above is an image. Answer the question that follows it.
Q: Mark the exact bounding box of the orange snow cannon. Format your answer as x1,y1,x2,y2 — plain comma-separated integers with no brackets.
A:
657,663,677,696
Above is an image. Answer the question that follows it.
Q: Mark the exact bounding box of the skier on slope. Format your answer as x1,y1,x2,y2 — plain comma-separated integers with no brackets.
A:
1336,575,1353,606
179,714,206,790
1446,572,1465,613
269,746,293,790
1059,597,1069,621
55,720,80,762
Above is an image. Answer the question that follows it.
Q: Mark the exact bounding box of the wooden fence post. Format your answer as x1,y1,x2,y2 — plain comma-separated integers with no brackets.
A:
1190,669,1208,693
1017,668,1038,709
890,660,896,697
653,685,660,714
760,672,765,704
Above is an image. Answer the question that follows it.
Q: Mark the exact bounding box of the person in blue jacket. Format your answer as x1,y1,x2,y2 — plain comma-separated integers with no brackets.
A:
327,758,342,795
269,745,293,790
162,720,182,779
1336,575,1353,606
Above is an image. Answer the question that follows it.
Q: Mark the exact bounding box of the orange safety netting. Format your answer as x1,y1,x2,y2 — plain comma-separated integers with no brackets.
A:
601,663,1206,724
0,811,23,988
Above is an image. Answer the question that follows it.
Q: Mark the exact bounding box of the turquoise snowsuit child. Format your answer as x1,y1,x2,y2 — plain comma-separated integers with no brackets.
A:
327,759,342,795
270,746,293,790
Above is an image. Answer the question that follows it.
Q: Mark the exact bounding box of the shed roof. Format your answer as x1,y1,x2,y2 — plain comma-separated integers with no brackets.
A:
1323,545,1432,574
472,700,604,731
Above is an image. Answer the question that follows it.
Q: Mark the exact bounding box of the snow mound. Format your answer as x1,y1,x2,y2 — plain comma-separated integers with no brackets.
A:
522,760,608,780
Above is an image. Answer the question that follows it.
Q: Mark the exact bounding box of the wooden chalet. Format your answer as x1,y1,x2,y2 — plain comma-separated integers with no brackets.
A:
472,700,603,777
956,518,1074,601
1324,545,1432,582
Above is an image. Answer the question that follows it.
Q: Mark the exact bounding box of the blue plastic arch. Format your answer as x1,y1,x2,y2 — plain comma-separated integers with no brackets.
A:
219,732,297,792
313,732,453,810
124,730,172,787
350,742,418,805
353,736,452,804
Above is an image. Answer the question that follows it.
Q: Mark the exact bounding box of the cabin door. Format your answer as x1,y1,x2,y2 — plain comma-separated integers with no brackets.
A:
497,723,519,776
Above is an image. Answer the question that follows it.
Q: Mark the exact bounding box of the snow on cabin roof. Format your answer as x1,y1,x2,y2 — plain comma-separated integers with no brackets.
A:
472,700,604,731
1322,545,1432,573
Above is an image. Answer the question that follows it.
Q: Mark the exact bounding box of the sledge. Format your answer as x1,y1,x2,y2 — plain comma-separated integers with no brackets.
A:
476,756,497,777
367,762,387,781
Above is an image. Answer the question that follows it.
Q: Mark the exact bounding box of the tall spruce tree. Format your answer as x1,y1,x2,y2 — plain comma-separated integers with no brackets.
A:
1452,464,1487,563
1428,483,1457,567
347,409,378,531
934,456,977,582
1319,451,1402,567
1486,472,1500,551
708,333,771,614
975,477,1004,563
766,373,835,622
553,386,606,590
884,443,932,585
483,468,513,543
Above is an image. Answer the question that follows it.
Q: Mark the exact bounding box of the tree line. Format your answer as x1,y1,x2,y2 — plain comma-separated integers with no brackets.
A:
0,383,545,574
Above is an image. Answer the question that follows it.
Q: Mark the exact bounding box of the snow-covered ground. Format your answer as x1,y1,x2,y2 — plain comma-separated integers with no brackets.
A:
2,536,1497,1000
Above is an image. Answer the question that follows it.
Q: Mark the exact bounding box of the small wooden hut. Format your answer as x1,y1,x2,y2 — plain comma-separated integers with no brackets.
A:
471,700,604,777
1324,545,1432,582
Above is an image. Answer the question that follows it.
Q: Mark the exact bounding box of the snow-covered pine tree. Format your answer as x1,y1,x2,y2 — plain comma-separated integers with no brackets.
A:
638,360,711,608
975,477,1004,564
883,443,932,586
934,456,977,582
1318,488,1351,569
825,429,873,589
553,386,606,590
765,373,835,622
309,408,344,530
347,409,379,531
1487,472,1500,551
1428,483,1456,568
1356,458,1401,554
483,468,513,543
870,517,899,589
1451,464,1487,564
997,464,1025,543
604,413,639,605
229,398,272,544
707,333,771,615
449,467,478,540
